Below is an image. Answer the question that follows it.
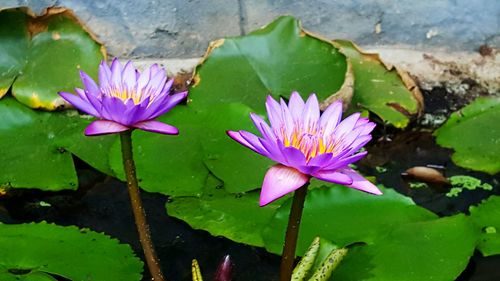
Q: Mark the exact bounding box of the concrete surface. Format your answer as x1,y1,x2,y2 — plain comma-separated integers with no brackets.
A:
1,0,498,58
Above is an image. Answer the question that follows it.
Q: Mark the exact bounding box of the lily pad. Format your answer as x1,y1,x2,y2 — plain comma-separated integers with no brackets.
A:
331,215,477,281
333,40,423,128
0,9,29,98
190,15,347,114
262,185,437,255
167,174,285,247
0,221,142,281
109,106,209,196
435,97,500,174
0,7,104,110
200,103,273,193
0,97,115,190
469,195,500,256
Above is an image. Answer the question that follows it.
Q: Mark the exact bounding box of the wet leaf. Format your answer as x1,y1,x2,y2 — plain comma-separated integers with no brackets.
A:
0,8,104,110
167,174,285,247
331,215,477,281
333,40,422,128
109,106,209,196
262,185,437,255
435,97,500,174
190,16,348,114
0,9,29,98
0,97,115,190
469,195,500,256
200,103,273,193
0,221,142,281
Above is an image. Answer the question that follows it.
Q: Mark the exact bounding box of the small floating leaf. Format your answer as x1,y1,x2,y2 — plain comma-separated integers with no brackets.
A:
435,97,500,174
469,195,500,256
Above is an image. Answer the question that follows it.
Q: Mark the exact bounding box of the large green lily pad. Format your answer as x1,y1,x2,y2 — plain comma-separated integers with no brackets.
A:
262,185,437,255
0,221,142,281
469,195,500,256
0,97,115,190
200,103,273,193
167,174,285,247
331,215,477,281
0,7,104,110
189,16,347,114
109,106,209,196
434,97,500,174
0,9,29,98
333,40,422,128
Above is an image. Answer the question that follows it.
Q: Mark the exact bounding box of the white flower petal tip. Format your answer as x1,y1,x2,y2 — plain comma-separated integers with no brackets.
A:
259,164,310,206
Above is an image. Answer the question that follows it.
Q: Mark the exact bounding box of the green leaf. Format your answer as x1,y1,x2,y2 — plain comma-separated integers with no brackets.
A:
435,97,500,174
331,215,477,281
262,185,437,255
334,40,422,128
109,106,209,196
12,10,104,110
469,195,500,256
0,9,29,97
167,174,285,247
0,97,115,190
200,103,273,193
190,16,347,114
0,221,142,281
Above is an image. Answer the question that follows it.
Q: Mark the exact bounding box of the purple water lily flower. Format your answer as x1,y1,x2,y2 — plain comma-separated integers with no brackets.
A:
227,92,382,206
59,58,187,136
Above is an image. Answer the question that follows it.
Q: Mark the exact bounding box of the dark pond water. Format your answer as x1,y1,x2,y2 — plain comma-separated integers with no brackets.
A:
0,88,498,281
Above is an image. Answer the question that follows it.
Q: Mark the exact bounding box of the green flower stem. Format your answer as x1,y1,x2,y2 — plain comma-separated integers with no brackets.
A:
120,130,165,281
280,182,310,281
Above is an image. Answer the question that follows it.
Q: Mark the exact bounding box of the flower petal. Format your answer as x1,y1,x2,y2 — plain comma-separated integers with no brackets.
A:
121,61,137,90
338,168,383,195
147,91,187,120
281,146,307,167
260,164,309,206
98,60,112,88
133,120,179,135
265,95,283,130
79,70,100,96
227,130,267,156
59,92,99,117
321,101,343,135
324,151,368,170
302,94,320,128
84,120,129,136
332,112,360,138
312,170,353,185
110,58,123,86
288,91,305,121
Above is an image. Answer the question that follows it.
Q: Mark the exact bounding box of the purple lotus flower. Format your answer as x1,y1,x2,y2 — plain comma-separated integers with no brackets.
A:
59,59,187,136
227,92,382,206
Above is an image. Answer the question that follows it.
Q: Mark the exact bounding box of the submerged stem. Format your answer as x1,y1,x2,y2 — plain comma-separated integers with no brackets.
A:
120,130,165,281
280,182,310,281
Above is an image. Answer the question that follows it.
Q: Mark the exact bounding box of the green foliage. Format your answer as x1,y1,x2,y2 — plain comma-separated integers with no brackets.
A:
0,8,104,110
333,40,422,128
0,97,115,190
469,196,500,256
0,222,142,281
435,97,500,174
332,215,477,281
446,175,493,197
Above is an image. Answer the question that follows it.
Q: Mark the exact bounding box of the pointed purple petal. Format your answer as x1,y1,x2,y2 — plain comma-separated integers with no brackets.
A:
321,101,343,135
288,91,305,121
324,151,368,170
302,94,320,127
227,130,267,156
98,60,112,88
238,130,270,156
282,146,307,167
121,61,137,90
137,65,152,90
265,95,283,130
79,71,100,96
260,164,309,206
84,120,129,136
308,153,334,167
338,168,383,195
111,58,123,86
59,92,99,116
133,120,179,135
312,170,353,185
332,112,360,138
147,91,187,119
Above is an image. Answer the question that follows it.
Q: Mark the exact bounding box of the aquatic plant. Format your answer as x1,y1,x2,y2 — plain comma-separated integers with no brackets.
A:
59,59,187,281
227,92,381,280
